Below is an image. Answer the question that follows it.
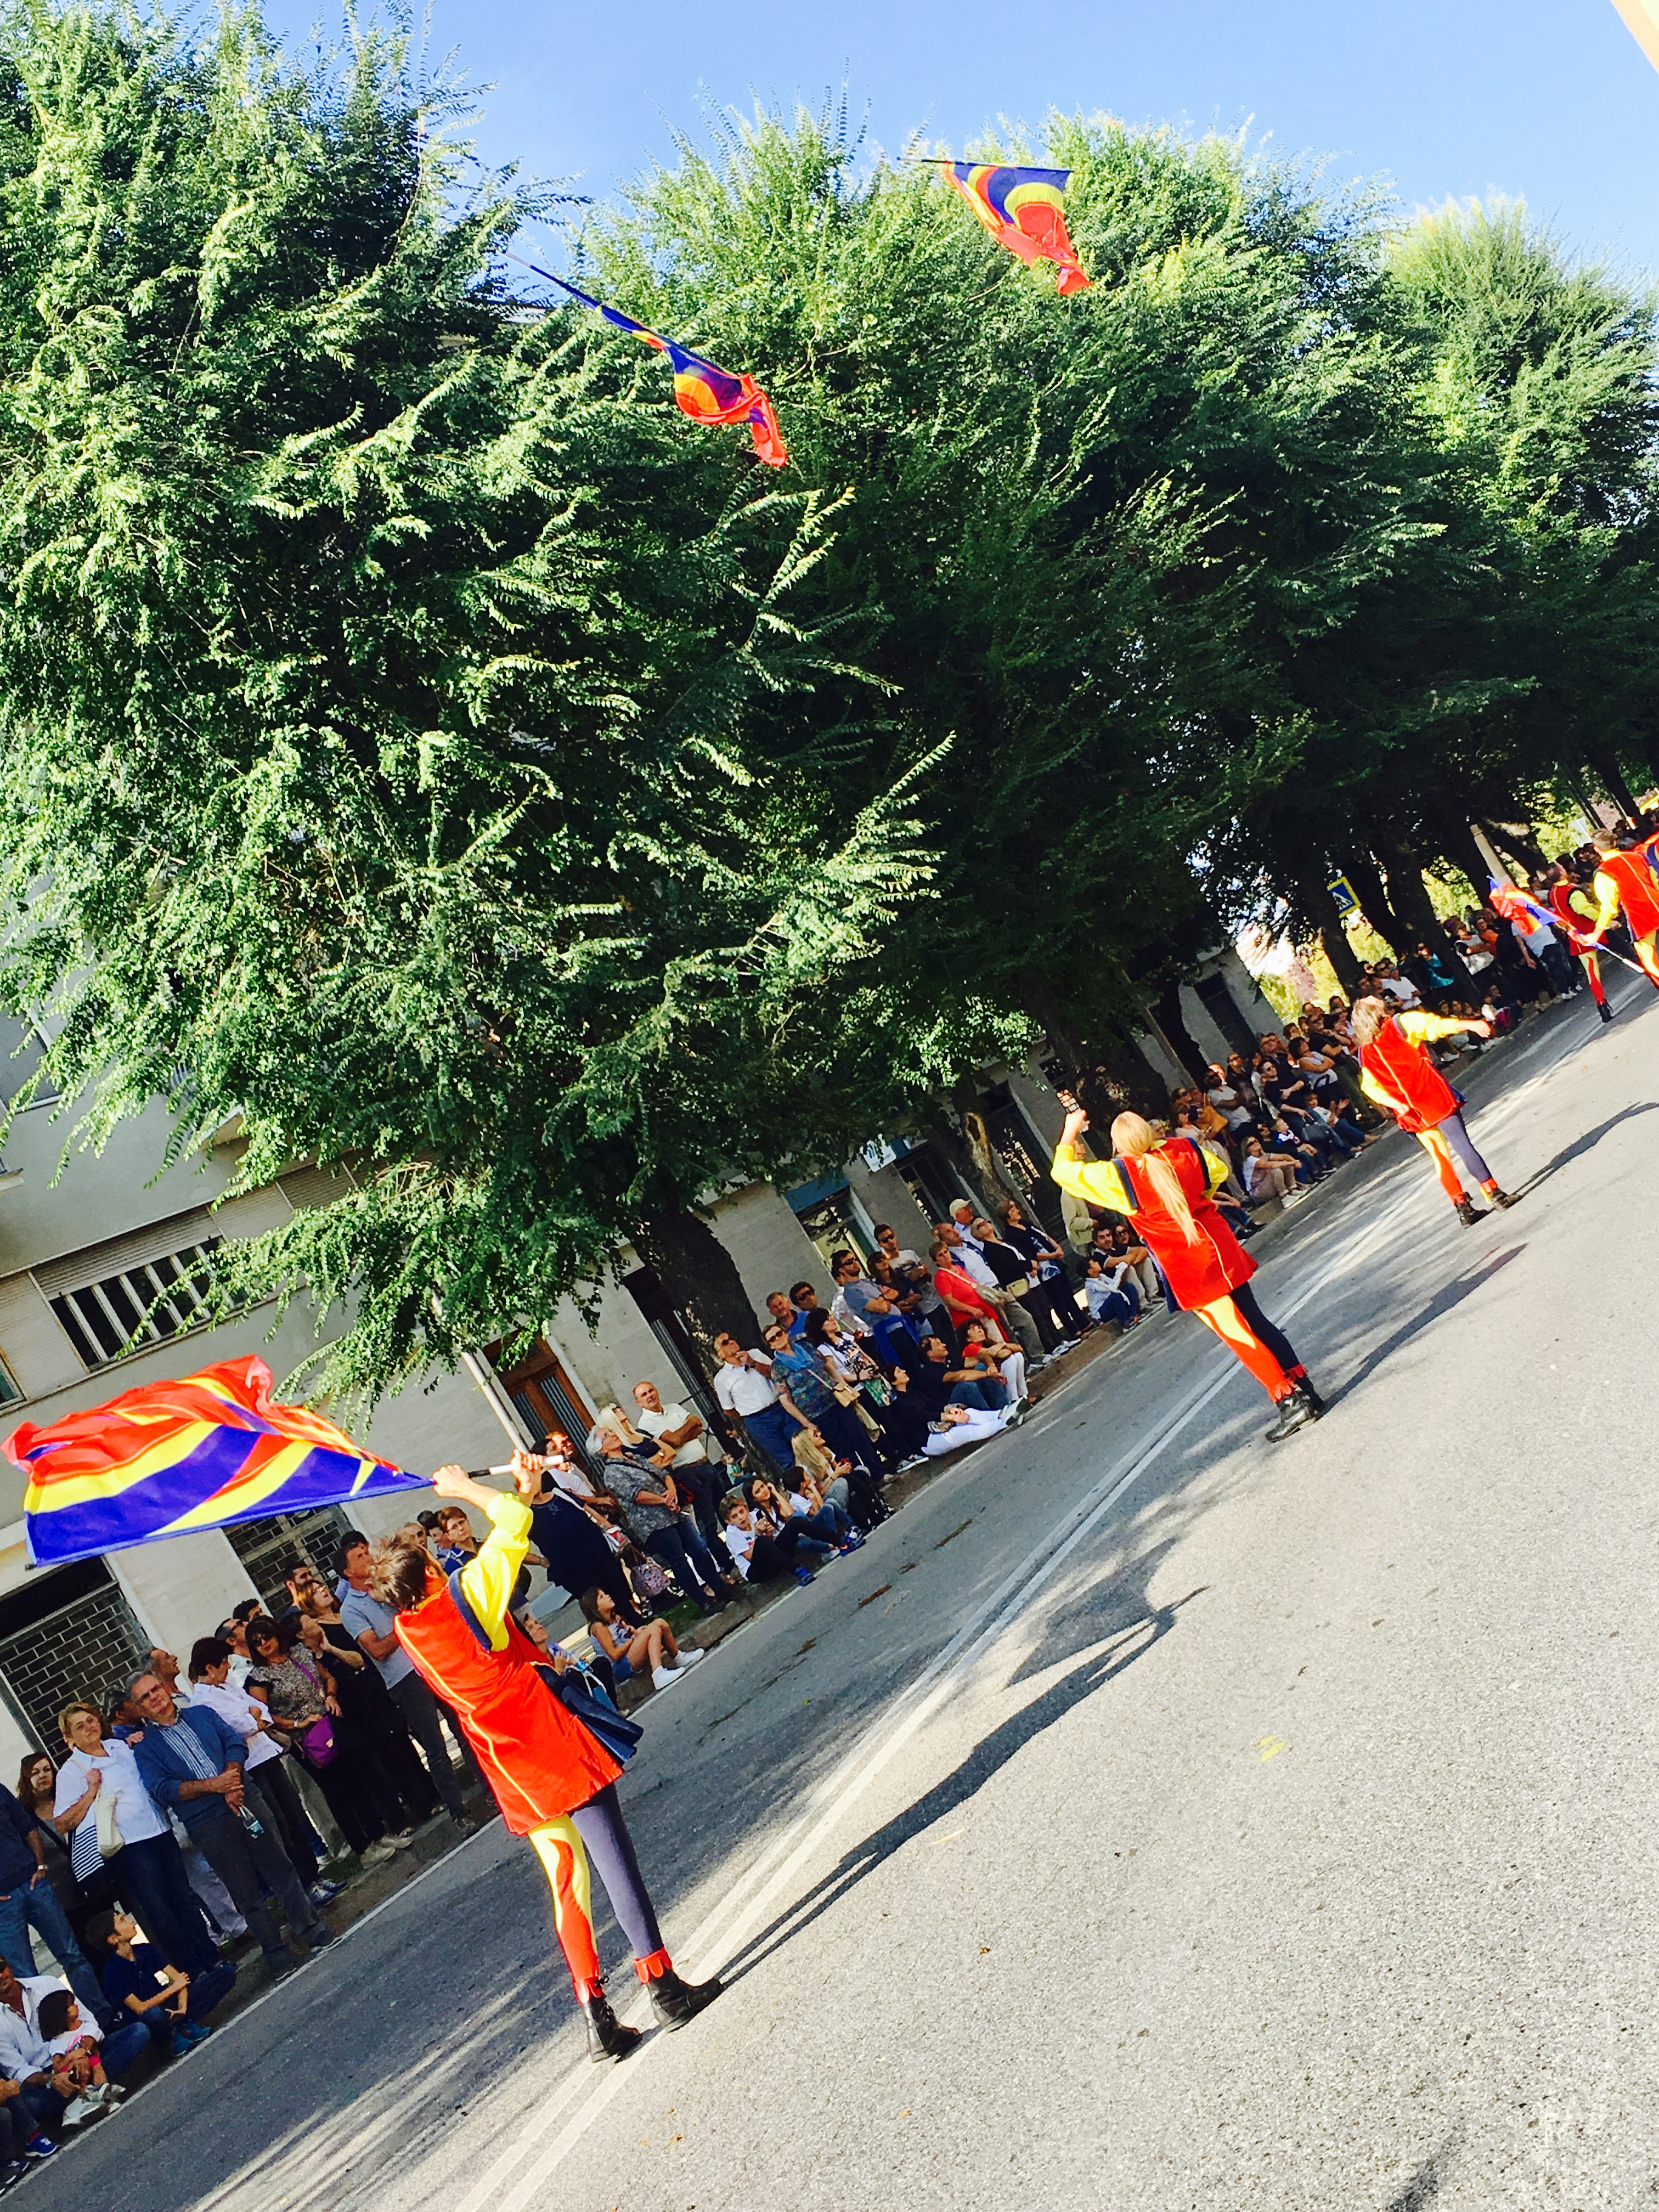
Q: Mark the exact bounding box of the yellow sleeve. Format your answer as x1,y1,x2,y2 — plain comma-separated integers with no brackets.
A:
1200,1144,1229,1198
1592,870,1620,932
1397,1011,1467,1045
1049,1147,1133,1216
457,1494,532,1650
1358,1064,1397,1111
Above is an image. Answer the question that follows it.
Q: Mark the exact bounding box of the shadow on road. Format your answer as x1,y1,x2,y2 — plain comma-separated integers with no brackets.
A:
721,1541,1206,1987
1384,2125,1464,2209
1511,1099,1659,1200
1321,1245,1525,1410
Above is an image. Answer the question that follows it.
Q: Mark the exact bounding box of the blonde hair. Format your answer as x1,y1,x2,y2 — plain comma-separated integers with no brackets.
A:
1109,1113,1200,1245
58,1702,102,1746
1350,996,1392,1049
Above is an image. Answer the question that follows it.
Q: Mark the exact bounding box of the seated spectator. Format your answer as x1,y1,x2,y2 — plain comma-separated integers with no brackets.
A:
1101,1221,1162,1307
92,1907,230,2062
0,1775,115,2033
743,1476,857,1558
1262,1116,1324,1184
1242,1135,1301,1205
957,1317,1030,1408
1206,1063,1257,1135
128,1671,335,1978
904,1332,1011,1417
922,1402,1012,1457
929,1232,1017,1345
1084,1255,1138,1329
0,1958,147,2132
36,1990,121,2119
577,1589,703,1695
720,1493,816,1588
594,1421,735,1617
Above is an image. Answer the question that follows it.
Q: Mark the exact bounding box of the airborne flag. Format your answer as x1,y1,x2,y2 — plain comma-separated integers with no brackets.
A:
941,162,1092,295
542,271,787,468
5,1356,424,1568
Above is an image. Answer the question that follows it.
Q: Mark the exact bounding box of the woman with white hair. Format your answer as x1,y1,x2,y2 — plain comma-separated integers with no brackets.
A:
1050,1102,1322,1443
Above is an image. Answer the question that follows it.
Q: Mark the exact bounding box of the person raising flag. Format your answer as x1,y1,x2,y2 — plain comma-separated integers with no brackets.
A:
1544,861,1613,1024
1584,826,1659,991
1350,997,1516,1223
1049,1102,1323,1443
370,1452,721,2062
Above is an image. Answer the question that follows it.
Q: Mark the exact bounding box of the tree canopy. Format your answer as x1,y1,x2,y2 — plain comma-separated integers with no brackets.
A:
0,7,1654,1397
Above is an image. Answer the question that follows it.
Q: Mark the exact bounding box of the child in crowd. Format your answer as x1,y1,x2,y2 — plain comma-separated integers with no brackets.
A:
92,1908,225,2062
720,1493,814,1588
578,1587,703,1696
36,1991,122,2116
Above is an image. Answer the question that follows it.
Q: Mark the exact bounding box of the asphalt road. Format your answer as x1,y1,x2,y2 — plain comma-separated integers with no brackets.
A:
28,978,1659,2212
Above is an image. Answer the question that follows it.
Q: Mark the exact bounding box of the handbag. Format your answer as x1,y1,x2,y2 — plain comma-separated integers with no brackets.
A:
297,1716,338,1768
538,1663,644,1769
93,1768,122,1864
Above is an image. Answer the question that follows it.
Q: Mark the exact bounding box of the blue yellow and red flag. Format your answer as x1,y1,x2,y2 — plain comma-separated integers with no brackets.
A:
940,163,1092,294
5,1356,424,1568
1488,878,1558,934
540,270,787,468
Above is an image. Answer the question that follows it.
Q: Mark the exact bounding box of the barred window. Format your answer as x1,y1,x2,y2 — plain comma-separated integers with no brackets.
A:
48,1238,223,1370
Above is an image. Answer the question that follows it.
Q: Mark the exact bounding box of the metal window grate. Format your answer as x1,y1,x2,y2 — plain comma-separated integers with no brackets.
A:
0,1575,151,1749
48,1238,224,1370
225,1507,354,1609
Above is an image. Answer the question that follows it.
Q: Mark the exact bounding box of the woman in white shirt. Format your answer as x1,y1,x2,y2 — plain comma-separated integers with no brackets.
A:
50,1706,221,1977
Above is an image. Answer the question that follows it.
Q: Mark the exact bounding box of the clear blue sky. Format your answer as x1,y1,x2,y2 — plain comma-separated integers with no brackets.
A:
269,0,1659,275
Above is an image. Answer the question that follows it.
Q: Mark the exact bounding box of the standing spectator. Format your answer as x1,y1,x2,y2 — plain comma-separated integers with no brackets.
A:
996,1200,1082,1340
594,1424,734,1616
827,1251,887,1338
431,1510,478,1574
763,1321,890,1520
980,1212,1077,1352
51,1707,221,1979
14,1758,115,1960
128,1671,334,1978
929,1232,1012,1342
872,1223,960,1356
523,1457,640,1622
297,1585,431,1838
0,1784,112,2033
196,1632,370,1881
631,1383,726,1543
936,1221,1047,1364
710,1332,812,1477
238,1620,344,1904
340,1532,480,1834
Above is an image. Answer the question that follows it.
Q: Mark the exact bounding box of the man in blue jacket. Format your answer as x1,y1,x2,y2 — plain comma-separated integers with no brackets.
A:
129,1671,334,1979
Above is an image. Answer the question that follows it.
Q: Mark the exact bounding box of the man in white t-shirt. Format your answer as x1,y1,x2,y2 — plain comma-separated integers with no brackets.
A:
710,1333,812,1478
631,1381,725,1542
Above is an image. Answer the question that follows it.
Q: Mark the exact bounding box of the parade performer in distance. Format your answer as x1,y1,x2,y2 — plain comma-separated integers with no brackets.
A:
1051,1102,1323,1442
372,1452,721,2062
1350,997,1516,1224
1584,826,1659,991
1544,860,1613,1024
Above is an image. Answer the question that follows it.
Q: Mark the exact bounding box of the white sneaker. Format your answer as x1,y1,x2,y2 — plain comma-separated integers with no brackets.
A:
360,1839,397,1867
651,1666,684,1692
59,2099,97,2129
674,1647,706,1668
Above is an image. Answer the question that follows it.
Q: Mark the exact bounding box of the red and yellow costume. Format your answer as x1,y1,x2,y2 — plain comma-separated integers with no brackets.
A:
1590,839,1659,989
1548,874,1606,1006
1357,1010,1502,1208
397,1494,670,1999
1049,1133,1306,1403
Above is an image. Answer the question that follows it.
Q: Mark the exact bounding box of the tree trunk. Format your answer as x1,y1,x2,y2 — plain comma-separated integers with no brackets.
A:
1585,748,1639,823
1339,850,1410,958
1150,982,1210,1083
1372,829,1481,1002
632,1204,763,1368
1299,873,1364,996
1428,805,1494,908
1476,812,1548,879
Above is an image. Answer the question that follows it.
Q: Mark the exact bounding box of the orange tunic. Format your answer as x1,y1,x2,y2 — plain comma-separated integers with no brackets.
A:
1050,1134,1252,1310
396,1507,621,1833
1593,848,1659,940
1357,1011,1465,1133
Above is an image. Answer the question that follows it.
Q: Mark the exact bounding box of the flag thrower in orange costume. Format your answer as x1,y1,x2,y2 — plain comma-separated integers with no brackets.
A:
1545,863,1616,1023
1351,998,1518,1224
1050,1104,1323,1443
377,1456,723,2062
1586,828,1659,989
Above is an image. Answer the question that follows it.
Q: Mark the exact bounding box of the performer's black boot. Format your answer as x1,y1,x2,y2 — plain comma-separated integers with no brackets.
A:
1454,1197,1486,1227
646,1967,724,2031
1290,1370,1327,1415
580,1990,642,2063
1598,998,1613,1024
1488,1188,1519,1210
1264,1384,1319,1443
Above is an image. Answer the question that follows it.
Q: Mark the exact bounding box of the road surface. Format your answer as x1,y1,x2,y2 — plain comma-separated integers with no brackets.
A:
29,978,1659,2212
